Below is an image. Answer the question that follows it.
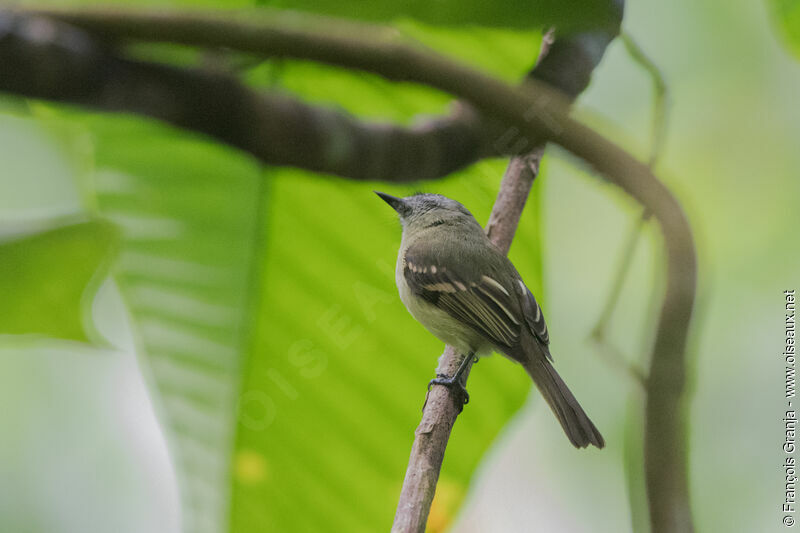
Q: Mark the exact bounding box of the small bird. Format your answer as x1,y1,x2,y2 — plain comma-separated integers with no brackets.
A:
376,191,604,449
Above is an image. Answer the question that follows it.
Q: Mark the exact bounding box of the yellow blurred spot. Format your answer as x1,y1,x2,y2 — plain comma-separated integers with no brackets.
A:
426,478,464,533
235,449,268,486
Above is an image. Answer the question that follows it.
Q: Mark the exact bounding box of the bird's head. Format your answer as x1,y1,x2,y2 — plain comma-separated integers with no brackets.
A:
374,192,478,230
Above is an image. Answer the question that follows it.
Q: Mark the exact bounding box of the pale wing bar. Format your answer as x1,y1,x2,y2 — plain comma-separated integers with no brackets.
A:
404,253,522,348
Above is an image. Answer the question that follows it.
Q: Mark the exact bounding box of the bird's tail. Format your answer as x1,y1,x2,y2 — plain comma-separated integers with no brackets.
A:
521,344,605,449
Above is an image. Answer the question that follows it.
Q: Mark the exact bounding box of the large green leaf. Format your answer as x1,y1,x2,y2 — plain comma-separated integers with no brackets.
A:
69,114,265,533
20,0,620,31
229,27,545,533
768,0,800,58
19,0,254,7
230,167,542,532
0,220,118,342
259,0,620,32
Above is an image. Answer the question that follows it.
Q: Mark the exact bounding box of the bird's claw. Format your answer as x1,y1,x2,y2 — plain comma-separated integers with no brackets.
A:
422,373,469,412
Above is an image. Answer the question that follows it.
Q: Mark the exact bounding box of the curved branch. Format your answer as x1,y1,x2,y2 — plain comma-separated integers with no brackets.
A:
9,7,622,159
2,7,695,532
392,120,554,533
0,12,505,181
392,30,558,531
0,9,617,182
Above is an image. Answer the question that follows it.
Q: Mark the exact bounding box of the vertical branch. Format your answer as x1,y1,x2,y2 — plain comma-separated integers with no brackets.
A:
391,24,621,532
390,342,471,533
582,32,693,533
590,32,670,363
390,30,551,528
391,149,545,533
642,187,696,532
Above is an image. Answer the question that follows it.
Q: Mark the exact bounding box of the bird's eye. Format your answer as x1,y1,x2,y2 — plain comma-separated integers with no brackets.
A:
429,219,446,227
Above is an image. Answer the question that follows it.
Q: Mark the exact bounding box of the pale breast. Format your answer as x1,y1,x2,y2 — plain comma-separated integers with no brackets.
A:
395,244,488,356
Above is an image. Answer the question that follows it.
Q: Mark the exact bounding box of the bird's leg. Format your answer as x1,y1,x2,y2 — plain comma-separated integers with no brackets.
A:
424,351,474,411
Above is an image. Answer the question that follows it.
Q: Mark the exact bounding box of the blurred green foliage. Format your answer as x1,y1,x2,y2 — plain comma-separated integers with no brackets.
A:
257,0,620,32
768,0,800,58
233,24,545,533
231,165,541,532
80,115,264,533
0,220,117,342
21,0,620,31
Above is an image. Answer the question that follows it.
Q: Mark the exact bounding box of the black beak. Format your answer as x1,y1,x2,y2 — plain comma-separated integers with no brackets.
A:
374,191,410,216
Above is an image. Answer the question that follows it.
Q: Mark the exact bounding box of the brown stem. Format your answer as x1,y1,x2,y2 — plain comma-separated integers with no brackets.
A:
393,30,566,533
390,343,472,533
392,149,547,532
589,209,650,388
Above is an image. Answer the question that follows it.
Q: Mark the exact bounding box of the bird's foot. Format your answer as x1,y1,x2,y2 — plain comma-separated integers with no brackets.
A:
422,373,469,412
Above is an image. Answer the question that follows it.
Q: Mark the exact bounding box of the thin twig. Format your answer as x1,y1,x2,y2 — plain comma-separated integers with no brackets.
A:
589,33,671,387
621,32,668,169
591,213,649,340
390,26,551,526
392,148,549,533
393,29,582,533
589,211,650,388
